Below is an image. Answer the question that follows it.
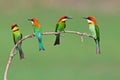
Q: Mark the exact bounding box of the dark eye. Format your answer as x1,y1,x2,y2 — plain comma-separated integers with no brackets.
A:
65,16,68,18
87,17,91,20
31,19,34,21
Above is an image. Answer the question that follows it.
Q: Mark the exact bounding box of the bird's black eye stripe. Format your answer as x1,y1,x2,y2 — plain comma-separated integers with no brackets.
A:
87,17,91,20
11,24,17,29
28,19,33,21
31,19,34,21
65,16,68,18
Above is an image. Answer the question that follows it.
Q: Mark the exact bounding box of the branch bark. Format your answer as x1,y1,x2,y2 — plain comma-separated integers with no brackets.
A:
4,30,94,80
4,33,34,80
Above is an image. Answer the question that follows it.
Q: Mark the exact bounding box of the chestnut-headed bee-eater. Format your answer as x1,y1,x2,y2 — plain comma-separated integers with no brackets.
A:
54,16,72,45
83,16,101,54
28,18,45,51
11,23,24,59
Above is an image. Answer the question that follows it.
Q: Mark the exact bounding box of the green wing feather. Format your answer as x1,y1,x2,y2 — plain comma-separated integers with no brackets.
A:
56,22,66,32
95,25,101,54
13,31,22,45
95,25,100,41
13,33,16,44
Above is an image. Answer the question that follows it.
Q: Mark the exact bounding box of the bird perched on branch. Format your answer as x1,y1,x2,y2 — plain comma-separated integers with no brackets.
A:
54,16,72,46
83,16,101,54
11,23,24,59
28,18,45,51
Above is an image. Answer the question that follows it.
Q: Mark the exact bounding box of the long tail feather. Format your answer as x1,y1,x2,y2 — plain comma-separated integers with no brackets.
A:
54,34,60,46
96,44,100,54
18,45,24,59
95,39,101,54
38,38,45,51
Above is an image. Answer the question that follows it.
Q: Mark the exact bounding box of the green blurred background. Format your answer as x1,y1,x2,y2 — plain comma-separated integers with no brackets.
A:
0,0,120,80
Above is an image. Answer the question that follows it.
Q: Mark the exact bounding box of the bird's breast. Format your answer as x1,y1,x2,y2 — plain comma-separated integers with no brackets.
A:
89,25,96,38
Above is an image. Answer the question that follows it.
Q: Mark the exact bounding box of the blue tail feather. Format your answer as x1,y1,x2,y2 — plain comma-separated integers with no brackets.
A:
17,45,24,59
38,38,45,51
35,32,45,51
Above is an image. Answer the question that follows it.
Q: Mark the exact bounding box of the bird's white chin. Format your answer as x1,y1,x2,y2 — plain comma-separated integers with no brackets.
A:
87,20,92,23
62,19,67,21
31,21,34,24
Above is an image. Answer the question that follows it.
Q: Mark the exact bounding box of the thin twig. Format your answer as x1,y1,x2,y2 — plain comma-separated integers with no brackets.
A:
43,30,94,39
4,30,94,80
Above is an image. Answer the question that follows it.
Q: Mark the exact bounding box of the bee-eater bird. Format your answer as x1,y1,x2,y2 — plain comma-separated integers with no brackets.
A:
28,18,45,51
11,23,24,59
54,16,72,46
83,16,100,54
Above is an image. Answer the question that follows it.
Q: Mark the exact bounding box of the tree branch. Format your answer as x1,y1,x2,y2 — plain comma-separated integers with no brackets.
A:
4,34,34,80
4,30,94,80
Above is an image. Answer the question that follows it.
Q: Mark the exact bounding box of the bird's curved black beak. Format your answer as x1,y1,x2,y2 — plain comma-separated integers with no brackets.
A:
83,17,88,19
28,19,32,21
67,16,72,19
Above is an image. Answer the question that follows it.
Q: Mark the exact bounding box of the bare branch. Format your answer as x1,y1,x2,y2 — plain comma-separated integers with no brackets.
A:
4,34,34,80
43,30,94,38
4,30,93,80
